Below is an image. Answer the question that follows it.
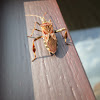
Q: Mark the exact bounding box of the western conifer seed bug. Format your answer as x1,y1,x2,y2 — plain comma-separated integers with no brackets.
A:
26,13,69,62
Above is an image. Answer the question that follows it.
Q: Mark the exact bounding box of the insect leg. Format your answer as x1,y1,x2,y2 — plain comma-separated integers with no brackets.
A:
34,28,42,32
32,40,36,62
34,36,42,41
27,22,41,37
54,28,66,38
54,28,69,45
31,36,43,62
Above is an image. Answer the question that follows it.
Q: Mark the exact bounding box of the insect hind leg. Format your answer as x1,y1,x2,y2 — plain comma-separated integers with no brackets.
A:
55,28,70,45
31,36,42,62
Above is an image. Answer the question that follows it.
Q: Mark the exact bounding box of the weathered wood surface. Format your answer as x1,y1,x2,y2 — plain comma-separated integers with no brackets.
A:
24,0,95,100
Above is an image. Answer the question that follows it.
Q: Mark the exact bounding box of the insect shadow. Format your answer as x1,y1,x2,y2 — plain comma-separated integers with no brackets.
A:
55,34,72,58
36,55,51,60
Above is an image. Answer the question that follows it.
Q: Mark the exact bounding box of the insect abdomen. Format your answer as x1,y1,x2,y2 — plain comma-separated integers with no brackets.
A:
44,35,57,54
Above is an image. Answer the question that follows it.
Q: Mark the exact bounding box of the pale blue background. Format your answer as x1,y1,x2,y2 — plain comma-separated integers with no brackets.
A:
70,27,100,88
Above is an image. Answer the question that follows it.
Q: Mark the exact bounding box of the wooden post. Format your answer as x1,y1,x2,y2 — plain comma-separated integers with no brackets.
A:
24,0,95,100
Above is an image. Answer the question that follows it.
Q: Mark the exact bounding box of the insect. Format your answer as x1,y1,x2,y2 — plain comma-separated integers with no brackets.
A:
26,13,69,62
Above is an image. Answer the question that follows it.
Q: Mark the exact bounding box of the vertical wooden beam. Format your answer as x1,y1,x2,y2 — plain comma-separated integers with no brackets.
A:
24,0,95,100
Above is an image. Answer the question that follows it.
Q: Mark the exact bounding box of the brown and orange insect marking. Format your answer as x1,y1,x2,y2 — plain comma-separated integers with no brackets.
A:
26,13,69,62
32,42,36,52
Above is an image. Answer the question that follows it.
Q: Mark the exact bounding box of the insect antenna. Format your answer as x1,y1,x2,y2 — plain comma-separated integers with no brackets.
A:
25,14,46,23
25,14,42,19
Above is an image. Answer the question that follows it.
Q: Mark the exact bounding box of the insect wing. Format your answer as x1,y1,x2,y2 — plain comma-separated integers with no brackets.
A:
50,33,57,40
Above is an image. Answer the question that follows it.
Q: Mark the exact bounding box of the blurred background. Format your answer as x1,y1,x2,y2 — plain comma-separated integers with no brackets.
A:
57,0,100,99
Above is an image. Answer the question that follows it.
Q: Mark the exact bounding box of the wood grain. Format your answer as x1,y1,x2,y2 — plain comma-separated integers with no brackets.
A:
24,0,95,100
